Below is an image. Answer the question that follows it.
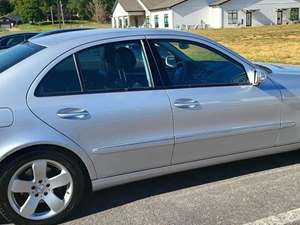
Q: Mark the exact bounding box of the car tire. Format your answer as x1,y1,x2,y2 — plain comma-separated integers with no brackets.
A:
0,149,86,225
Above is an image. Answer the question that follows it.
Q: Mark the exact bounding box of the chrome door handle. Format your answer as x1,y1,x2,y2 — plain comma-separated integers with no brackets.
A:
57,108,90,120
174,99,201,110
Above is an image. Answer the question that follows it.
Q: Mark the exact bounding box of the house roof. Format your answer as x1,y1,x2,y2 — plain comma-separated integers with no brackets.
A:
140,0,188,10
113,0,144,12
209,0,231,6
112,0,232,13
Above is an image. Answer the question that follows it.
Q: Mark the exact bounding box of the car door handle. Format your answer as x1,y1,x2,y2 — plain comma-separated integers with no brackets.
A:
57,108,91,120
174,99,202,110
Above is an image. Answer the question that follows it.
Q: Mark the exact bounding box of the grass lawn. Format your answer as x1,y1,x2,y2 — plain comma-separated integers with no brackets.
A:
0,20,110,36
193,24,300,65
1,22,299,65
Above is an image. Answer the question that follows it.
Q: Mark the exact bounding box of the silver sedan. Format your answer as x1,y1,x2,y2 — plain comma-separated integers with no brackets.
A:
0,28,299,225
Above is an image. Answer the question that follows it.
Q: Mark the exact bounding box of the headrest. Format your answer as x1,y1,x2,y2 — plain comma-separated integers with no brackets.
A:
115,47,136,71
104,44,116,64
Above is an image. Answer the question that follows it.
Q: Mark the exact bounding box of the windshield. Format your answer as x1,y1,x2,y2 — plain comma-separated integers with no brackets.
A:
0,42,45,73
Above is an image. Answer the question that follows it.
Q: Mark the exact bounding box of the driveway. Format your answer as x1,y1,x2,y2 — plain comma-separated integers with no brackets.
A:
2,150,300,225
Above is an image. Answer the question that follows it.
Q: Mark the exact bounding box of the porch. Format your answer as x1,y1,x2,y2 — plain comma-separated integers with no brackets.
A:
112,13,146,28
276,7,299,25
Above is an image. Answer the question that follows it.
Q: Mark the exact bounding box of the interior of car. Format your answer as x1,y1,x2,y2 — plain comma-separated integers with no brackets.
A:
77,42,152,92
153,40,249,87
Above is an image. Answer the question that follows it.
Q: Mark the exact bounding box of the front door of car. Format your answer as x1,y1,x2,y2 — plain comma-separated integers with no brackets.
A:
148,38,282,164
27,38,174,178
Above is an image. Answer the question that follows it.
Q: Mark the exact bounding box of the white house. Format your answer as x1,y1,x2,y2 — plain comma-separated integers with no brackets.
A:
112,0,300,29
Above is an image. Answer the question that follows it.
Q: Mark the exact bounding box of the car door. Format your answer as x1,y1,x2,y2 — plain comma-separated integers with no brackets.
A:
27,38,174,178
148,37,282,164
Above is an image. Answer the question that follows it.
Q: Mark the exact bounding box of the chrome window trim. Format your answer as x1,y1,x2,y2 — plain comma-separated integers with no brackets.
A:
140,40,155,88
72,54,84,92
30,36,161,98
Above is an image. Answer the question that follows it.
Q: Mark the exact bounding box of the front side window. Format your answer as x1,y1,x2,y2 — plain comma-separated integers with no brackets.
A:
228,10,238,24
154,15,159,28
76,41,154,93
164,14,169,28
151,40,249,88
35,56,81,97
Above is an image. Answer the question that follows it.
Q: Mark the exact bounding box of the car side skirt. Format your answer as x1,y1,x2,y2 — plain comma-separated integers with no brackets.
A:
92,142,300,192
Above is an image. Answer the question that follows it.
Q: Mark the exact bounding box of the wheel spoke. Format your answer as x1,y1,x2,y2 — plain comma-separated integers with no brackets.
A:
8,159,74,220
32,160,47,182
48,171,71,189
43,192,64,213
20,195,40,218
11,179,33,193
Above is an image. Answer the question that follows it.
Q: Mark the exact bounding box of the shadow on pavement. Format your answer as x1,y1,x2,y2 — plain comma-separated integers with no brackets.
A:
2,150,300,224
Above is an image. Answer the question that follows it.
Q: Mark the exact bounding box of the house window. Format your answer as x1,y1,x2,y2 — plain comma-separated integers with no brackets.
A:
119,18,123,28
228,10,238,24
145,16,150,27
290,8,299,21
113,18,117,28
125,17,129,27
154,15,159,28
164,14,169,28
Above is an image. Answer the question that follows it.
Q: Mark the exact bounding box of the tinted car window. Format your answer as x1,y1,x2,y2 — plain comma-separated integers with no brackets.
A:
0,37,10,47
76,41,154,93
152,40,249,88
35,56,81,97
0,42,44,73
6,35,25,47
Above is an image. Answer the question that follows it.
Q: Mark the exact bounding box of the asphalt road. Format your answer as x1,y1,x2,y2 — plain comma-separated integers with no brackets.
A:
2,150,300,225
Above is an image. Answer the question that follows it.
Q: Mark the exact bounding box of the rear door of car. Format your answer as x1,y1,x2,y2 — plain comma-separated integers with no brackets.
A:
147,35,282,164
27,37,174,178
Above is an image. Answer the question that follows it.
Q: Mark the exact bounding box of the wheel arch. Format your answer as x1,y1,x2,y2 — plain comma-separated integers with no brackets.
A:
0,144,95,191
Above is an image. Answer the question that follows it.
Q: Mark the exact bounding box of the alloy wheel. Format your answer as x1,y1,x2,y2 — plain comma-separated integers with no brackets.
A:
7,159,73,220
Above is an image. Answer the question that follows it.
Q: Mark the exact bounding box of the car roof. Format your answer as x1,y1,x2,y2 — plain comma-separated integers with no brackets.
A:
31,28,95,39
30,28,206,48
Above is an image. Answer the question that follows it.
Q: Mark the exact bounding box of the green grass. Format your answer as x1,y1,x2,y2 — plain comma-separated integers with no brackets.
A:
1,22,299,65
193,24,300,65
0,20,111,35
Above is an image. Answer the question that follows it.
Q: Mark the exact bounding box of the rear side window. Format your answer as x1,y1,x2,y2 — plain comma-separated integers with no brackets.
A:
0,42,44,73
76,40,154,93
35,56,81,97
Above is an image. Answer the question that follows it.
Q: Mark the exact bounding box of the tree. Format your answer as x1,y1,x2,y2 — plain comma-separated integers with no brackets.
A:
87,0,114,23
42,0,56,24
87,0,103,22
14,0,43,23
101,0,114,16
0,0,13,16
68,0,91,19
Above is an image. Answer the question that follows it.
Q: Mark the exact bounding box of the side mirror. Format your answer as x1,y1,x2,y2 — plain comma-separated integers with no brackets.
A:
253,69,267,86
178,42,189,49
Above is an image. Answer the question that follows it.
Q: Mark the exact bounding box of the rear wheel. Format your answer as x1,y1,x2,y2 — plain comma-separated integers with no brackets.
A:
0,150,86,225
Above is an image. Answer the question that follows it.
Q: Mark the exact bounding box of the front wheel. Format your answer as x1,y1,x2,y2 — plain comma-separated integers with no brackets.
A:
0,150,86,225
